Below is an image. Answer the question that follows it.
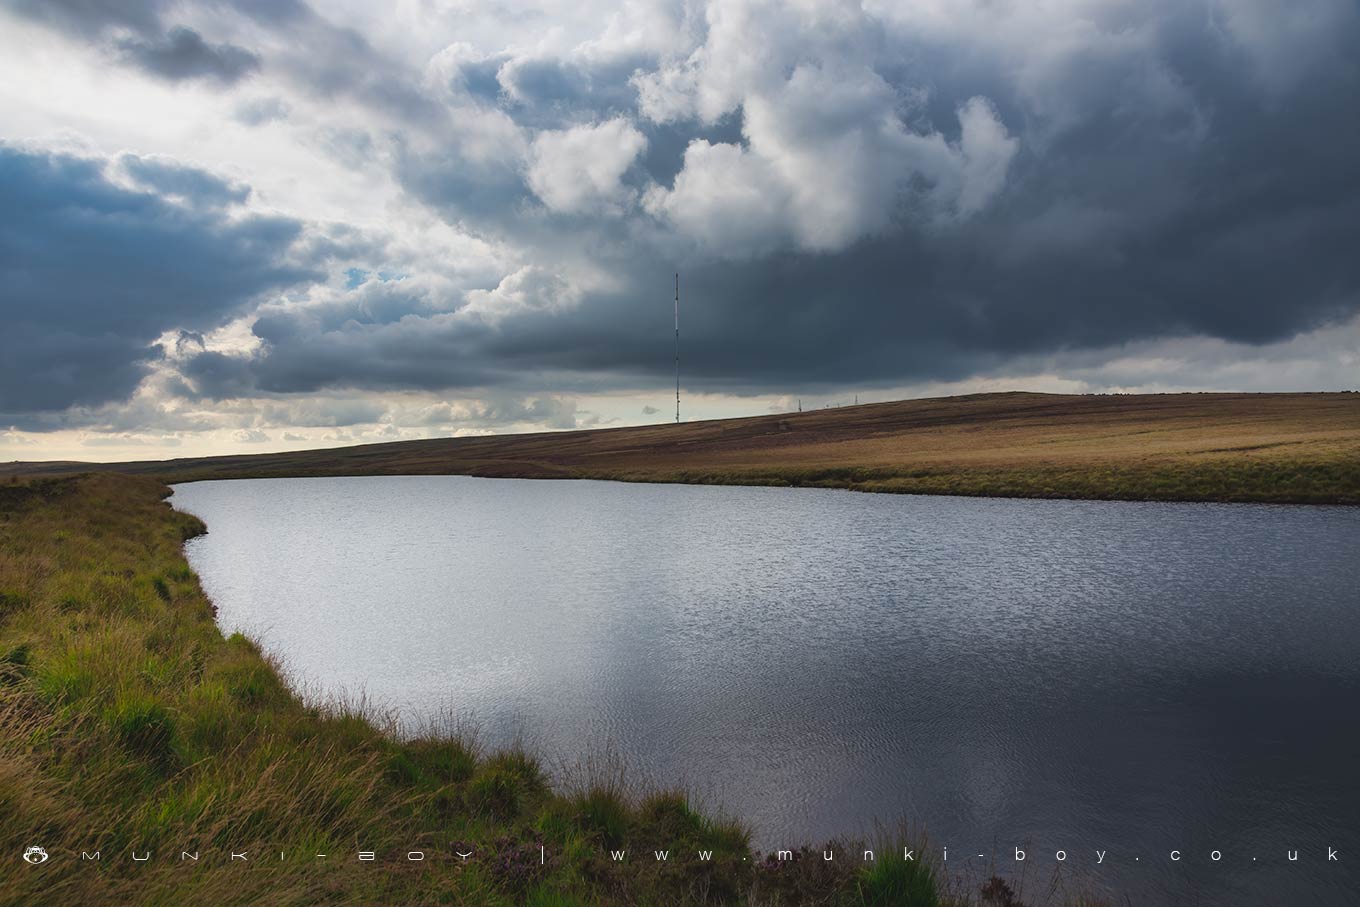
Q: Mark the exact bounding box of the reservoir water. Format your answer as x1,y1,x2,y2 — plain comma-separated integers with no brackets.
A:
172,475,1360,905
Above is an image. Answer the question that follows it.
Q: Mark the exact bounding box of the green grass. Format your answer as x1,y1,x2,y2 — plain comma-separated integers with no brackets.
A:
0,474,1110,906
858,855,938,907
593,457,1360,505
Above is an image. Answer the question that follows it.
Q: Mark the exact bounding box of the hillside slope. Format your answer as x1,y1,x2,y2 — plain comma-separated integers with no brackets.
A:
5,392,1359,503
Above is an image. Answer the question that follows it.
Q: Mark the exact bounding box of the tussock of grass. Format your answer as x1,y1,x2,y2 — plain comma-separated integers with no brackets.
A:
0,474,1111,906
856,840,939,907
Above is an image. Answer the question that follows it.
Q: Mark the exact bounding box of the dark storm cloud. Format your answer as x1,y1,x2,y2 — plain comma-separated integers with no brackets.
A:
0,146,316,417
217,0,442,120
6,0,1360,425
212,0,1360,401
119,154,251,206
394,143,535,231
453,55,507,104
116,25,259,84
233,96,289,125
5,0,259,85
632,112,745,191
497,55,646,127
4,0,423,106
4,0,169,37
197,306,504,398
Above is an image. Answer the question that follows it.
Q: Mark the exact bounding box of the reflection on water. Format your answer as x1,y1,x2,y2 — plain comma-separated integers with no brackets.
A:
173,475,1360,904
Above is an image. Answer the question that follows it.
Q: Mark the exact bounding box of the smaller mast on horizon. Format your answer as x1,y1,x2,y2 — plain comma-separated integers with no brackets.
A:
674,272,680,424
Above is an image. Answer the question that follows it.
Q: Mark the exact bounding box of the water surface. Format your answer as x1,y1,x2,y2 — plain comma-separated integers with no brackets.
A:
174,476,1360,905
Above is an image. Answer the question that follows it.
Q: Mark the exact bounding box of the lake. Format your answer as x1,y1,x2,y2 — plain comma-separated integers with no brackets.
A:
172,475,1360,904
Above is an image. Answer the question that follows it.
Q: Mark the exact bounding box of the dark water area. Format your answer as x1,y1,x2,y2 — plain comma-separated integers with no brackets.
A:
173,476,1360,905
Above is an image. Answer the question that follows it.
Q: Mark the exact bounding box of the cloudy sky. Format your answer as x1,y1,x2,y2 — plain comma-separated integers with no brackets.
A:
1,0,1357,461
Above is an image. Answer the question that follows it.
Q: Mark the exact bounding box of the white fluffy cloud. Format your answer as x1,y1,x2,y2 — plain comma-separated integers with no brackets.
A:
954,98,1021,218
642,140,788,256
645,93,1017,255
461,266,583,323
527,117,648,215
637,0,1017,253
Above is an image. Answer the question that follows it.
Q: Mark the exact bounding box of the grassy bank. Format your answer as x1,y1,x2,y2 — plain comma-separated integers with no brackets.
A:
5,392,1358,504
0,473,1107,906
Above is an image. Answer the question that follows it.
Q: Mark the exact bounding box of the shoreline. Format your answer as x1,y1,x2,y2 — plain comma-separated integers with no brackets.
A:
171,469,1358,510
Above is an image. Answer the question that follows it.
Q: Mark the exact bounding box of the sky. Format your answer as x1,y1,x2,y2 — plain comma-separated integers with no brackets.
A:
1,0,1357,462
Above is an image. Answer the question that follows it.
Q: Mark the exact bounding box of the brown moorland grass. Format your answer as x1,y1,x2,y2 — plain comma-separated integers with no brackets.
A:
4,392,1358,504
0,473,1111,907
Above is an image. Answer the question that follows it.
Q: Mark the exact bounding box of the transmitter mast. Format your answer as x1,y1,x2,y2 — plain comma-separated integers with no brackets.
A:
674,273,680,423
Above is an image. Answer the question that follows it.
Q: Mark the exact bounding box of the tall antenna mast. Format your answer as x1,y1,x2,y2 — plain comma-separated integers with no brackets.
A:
674,272,680,423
